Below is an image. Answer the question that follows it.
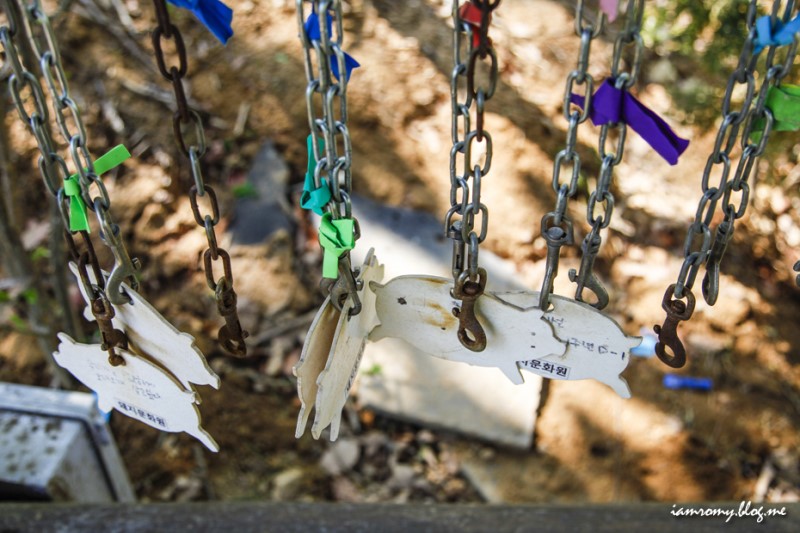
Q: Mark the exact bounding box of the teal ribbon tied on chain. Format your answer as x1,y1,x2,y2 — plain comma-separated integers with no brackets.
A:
301,135,331,216
318,213,355,279
167,0,234,45
63,145,131,233
753,14,800,55
751,84,800,141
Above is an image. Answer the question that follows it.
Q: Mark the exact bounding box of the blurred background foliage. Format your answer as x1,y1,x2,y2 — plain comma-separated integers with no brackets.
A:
643,0,799,182
644,0,752,126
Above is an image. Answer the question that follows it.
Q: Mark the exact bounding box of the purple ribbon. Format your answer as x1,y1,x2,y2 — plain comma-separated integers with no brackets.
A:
304,12,360,82
571,78,689,165
167,0,233,45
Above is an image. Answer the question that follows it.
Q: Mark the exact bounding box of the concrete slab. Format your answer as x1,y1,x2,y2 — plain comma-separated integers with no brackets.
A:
349,195,543,449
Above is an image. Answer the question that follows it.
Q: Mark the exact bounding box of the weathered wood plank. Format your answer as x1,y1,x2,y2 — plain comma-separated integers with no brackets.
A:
0,502,797,533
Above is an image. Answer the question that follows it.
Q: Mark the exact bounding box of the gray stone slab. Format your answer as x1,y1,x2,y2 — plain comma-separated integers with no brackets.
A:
348,195,543,449
230,142,293,244
0,383,135,502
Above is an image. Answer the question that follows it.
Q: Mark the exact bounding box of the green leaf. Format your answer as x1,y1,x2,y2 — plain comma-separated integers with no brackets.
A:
22,287,38,305
231,182,258,199
31,246,51,261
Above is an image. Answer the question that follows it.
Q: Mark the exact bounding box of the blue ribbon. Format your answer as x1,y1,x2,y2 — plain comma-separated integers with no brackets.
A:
754,14,800,54
571,78,690,166
167,0,233,45
304,12,360,82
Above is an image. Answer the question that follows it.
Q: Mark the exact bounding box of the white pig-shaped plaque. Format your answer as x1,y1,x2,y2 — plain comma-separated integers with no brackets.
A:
369,277,640,398
293,296,340,438
70,263,219,390
53,333,219,451
369,276,566,384
311,250,384,441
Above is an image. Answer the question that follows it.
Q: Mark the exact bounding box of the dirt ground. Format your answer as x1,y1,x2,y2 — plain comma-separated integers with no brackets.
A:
1,0,799,504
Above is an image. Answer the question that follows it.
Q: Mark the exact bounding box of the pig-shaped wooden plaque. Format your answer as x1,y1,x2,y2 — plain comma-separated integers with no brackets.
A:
70,263,219,390
53,333,219,451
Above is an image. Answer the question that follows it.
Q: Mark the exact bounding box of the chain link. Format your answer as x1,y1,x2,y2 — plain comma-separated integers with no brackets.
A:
1,0,128,363
297,0,362,315
568,0,644,310
538,0,606,311
657,0,798,368
444,0,501,352
14,0,140,305
149,0,248,356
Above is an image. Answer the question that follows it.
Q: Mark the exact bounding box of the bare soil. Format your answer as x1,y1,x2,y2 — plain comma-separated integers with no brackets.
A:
1,0,799,504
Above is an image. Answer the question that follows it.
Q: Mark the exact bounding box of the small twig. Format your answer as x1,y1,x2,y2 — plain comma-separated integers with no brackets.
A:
233,102,252,137
95,79,126,134
192,444,217,500
753,457,776,503
117,77,206,113
108,0,138,35
71,0,156,75
252,310,318,346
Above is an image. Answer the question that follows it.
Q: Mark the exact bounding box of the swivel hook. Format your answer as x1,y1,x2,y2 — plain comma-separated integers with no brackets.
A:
215,278,249,357
452,268,488,352
538,214,573,311
96,200,140,305
569,233,609,309
702,219,733,306
325,255,362,316
653,284,695,369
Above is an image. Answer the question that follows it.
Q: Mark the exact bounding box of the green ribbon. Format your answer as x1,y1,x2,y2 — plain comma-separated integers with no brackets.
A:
64,145,131,232
300,134,331,216
318,213,355,279
752,84,800,141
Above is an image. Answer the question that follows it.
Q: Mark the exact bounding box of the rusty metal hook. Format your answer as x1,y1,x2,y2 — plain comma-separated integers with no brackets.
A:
215,278,249,357
325,255,362,316
702,219,733,306
90,293,128,366
452,268,488,352
96,199,140,306
538,214,574,311
653,284,695,369
569,233,609,310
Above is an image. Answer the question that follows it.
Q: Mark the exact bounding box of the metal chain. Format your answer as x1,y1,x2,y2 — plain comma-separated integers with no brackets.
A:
149,0,248,356
0,0,127,365
656,0,798,368
15,0,141,305
569,0,644,310
297,0,362,315
539,0,605,311
444,0,501,352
